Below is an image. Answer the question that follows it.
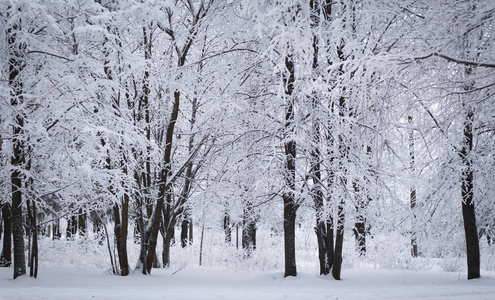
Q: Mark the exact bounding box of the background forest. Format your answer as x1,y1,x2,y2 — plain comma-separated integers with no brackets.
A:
0,0,494,282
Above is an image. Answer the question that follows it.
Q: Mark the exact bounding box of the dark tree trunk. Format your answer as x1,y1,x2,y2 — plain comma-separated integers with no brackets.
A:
283,54,297,278
460,106,480,280
113,196,130,276
408,115,418,257
0,204,12,267
236,223,239,249
52,219,61,240
162,221,176,268
181,218,189,248
242,205,256,254
189,218,193,244
353,216,366,256
29,200,38,278
309,2,332,272
332,201,345,280
224,211,231,245
78,210,86,237
144,90,180,274
66,215,77,240
12,169,25,279
283,201,297,277
331,88,348,281
353,182,367,256
8,21,26,280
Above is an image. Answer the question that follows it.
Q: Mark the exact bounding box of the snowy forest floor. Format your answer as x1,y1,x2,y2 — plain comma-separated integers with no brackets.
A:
1,230,495,299
1,266,495,300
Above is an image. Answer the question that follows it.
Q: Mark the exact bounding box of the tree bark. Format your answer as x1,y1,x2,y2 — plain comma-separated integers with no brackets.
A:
332,201,345,280
0,204,12,267
409,116,418,257
8,21,26,280
460,105,480,279
144,90,180,274
29,200,38,278
242,205,256,255
283,55,297,278
181,218,190,248
224,211,232,245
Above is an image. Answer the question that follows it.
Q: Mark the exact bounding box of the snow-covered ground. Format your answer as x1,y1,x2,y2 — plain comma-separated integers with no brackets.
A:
1,266,494,300
2,231,495,299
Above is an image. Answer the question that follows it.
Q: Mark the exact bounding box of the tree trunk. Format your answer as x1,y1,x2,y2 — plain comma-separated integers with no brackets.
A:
332,200,345,280
0,204,12,267
242,205,256,255
52,219,61,240
460,106,480,280
8,21,26,280
224,211,231,245
144,90,180,274
408,115,418,257
181,218,190,248
29,200,38,278
283,55,297,278
113,193,130,276
353,182,367,257
78,210,86,237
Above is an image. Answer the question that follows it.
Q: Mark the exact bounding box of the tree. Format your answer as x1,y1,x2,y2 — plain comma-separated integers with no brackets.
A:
6,6,27,279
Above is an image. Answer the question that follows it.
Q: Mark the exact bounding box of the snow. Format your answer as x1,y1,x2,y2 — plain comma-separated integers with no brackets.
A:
1,266,494,300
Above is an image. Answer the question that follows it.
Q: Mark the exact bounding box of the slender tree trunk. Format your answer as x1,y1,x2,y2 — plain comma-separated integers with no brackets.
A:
181,218,190,248
1,204,12,267
408,115,418,257
283,55,297,278
332,201,345,280
189,217,193,244
332,90,348,280
78,210,86,237
29,200,38,278
242,205,256,255
224,211,231,245
52,219,60,240
460,105,480,279
353,181,367,256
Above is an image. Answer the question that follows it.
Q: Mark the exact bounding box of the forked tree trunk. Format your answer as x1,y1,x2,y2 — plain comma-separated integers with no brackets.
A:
144,90,180,274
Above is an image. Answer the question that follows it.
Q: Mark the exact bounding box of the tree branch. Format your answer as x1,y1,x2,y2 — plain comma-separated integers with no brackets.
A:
416,52,495,68
27,50,73,61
